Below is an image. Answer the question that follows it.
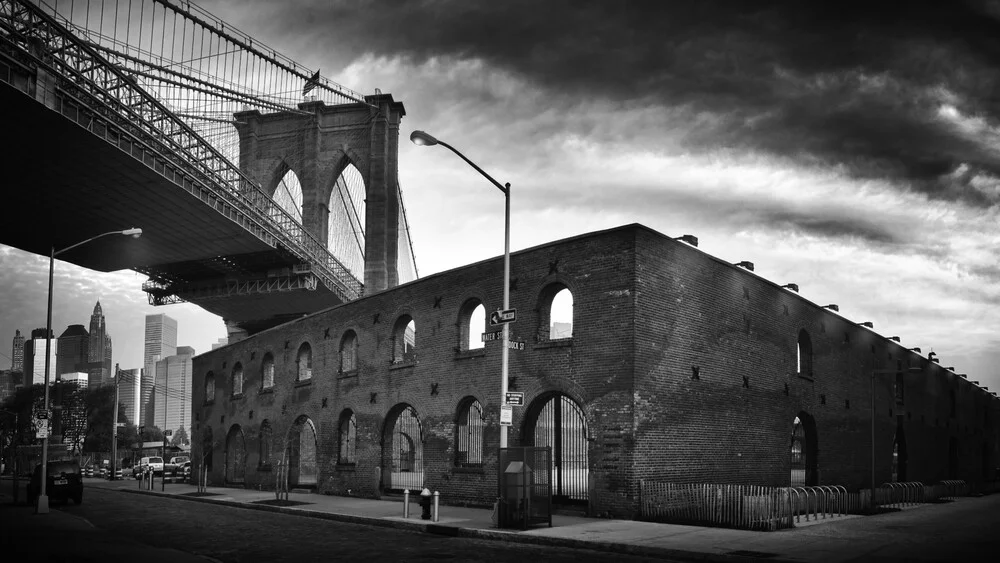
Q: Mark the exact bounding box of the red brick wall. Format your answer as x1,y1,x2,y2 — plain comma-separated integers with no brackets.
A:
191,224,1000,519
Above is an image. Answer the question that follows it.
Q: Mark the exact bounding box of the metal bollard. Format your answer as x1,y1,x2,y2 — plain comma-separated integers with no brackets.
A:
403,489,410,518
433,491,440,522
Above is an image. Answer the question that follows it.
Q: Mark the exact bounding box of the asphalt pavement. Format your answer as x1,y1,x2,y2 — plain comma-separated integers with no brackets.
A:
3,476,999,562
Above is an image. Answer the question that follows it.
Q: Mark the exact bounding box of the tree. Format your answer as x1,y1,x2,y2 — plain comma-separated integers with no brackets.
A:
140,425,164,443
82,385,123,453
57,384,89,455
170,426,190,447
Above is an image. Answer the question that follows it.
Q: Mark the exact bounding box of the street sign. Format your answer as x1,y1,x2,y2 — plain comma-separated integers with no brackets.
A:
34,410,49,420
164,430,173,437
500,405,513,426
505,392,524,406
490,308,517,326
116,422,126,427
36,425,49,439
481,330,503,342
507,340,525,351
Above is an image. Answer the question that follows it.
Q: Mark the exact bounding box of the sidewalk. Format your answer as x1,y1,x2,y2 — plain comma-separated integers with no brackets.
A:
81,477,919,563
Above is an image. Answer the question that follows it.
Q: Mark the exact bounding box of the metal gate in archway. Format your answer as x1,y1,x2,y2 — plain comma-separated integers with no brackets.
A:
528,394,588,503
382,405,424,492
286,416,318,487
225,425,246,483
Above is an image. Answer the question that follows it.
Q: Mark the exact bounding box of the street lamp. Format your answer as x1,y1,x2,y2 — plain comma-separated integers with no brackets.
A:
409,130,512,448
38,227,142,513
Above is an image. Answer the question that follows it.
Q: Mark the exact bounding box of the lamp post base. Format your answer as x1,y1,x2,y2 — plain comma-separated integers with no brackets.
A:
36,494,49,514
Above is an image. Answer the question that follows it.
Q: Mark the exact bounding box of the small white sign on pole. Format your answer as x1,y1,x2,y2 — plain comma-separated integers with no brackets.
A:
500,405,513,426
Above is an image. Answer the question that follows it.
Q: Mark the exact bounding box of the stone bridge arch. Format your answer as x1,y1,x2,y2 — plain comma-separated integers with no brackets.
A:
235,94,405,294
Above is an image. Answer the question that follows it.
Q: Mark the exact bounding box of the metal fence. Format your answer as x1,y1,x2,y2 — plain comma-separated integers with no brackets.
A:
643,478,1000,531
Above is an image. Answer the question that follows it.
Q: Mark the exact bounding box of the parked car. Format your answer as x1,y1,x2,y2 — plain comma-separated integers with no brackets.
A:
27,459,83,505
136,456,164,476
169,456,190,466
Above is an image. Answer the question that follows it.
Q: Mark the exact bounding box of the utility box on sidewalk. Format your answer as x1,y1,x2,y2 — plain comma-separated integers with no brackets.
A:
497,446,552,529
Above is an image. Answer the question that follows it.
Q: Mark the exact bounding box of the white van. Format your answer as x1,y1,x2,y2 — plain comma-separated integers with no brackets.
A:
139,456,165,475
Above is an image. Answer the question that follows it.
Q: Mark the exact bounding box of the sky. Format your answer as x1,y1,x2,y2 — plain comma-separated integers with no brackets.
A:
1,0,998,390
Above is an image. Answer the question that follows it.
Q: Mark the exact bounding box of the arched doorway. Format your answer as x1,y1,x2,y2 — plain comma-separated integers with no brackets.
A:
225,425,246,484
381,404,423,492
525,393,589,504
892,427,907,482
285,416,318,487
790,412,818,486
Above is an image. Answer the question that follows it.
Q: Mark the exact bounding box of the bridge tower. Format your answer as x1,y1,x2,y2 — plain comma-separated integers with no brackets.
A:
234,93,406,295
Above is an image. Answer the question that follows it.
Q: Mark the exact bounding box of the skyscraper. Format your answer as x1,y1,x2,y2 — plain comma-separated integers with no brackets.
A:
10,329,24,371
154,346,194,441
24,328,56,386
87,301,113,388
56,325,89,377
117,368,141,426
142,314,177,427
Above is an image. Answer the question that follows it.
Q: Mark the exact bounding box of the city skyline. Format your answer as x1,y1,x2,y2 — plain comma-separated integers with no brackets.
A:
0,1,998,393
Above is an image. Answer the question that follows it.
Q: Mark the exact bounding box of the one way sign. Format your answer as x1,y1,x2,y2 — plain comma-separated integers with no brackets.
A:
490,308,517,325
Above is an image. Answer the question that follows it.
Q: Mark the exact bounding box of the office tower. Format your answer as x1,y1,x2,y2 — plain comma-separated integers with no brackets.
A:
56,325,89,377
58,372,88,387
141,367,155,428
10,329,24,371
87,301,113,388
117,368,141,426
143,314,177,428
154,346,194,440
25,328,56,386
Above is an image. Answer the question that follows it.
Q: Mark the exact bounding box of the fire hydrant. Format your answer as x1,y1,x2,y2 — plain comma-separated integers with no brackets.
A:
419,488,432,520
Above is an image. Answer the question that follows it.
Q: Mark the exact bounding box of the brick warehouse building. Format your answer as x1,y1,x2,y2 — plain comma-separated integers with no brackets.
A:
190,224,1000,518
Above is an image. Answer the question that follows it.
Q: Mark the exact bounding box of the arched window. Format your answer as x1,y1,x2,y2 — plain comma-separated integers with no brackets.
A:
231,362,244,396
338,410,357,464
458,300,486,351
790,413,818,486
259,420,273,468
456,398,485,467
261,353,274,390
538,283,574,341
340,331,358,373
204,372,216,403
797,329,813,378
297,342,312,381
392,315,416,363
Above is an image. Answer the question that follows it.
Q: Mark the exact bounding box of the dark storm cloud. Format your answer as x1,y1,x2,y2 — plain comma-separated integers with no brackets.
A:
222,0,1000,207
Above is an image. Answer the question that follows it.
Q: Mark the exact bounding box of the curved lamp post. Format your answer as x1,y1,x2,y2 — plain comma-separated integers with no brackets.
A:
37,227,141,513
409,130,512,449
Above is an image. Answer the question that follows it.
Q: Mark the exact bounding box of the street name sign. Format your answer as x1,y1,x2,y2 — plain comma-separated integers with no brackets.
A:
507,341,525,351
490,308,517,326
505,392,524,406
500,405,513,425
481,330,503,342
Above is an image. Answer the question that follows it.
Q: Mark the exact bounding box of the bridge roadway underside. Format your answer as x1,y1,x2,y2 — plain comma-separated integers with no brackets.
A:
0,81,346,334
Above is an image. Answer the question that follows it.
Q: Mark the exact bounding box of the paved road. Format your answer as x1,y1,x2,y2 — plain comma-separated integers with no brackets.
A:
2,484,675,562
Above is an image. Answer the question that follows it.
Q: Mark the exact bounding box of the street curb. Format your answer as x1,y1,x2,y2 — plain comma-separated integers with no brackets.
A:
110,487,796,563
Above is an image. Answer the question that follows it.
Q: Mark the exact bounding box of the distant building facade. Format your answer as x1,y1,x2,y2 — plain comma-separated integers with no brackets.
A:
10,329,24,371
87,301,113,388
56,324,89,377
24,328,56,386
118,368,141,426
154,346,194,440
143,314,177,427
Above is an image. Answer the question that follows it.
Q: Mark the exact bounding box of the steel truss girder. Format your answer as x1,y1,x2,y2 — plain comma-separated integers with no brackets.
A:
146,274,318,305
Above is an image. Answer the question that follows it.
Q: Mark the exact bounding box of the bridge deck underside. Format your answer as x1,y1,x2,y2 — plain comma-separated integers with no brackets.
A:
0,81,345,330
